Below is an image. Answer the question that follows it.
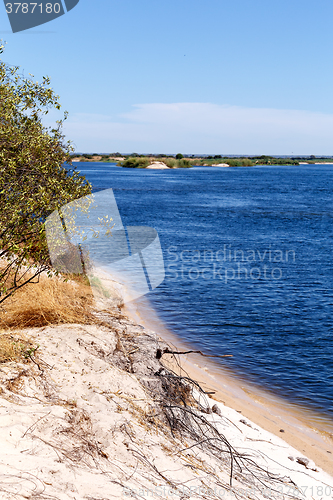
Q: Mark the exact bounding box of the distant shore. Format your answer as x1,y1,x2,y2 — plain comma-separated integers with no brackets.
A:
71,155,333,168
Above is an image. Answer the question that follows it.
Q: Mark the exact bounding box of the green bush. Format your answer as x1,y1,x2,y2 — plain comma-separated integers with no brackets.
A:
163,158,177,168
164,158,192,168
121,157,150,168
177,158,192,168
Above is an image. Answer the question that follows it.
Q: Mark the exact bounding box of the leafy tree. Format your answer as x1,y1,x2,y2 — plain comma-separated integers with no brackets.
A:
0,44,91,305
175,153,183,159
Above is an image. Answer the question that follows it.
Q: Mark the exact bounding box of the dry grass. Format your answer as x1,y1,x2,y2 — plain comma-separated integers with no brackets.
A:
0,274,95,330
0,331,36,364
0,334,23,362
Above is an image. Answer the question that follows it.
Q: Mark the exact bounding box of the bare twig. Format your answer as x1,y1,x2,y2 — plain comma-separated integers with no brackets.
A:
156,347,233,360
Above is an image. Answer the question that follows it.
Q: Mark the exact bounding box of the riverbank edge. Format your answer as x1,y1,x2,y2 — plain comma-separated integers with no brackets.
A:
1,268,333,496
122,295,333,477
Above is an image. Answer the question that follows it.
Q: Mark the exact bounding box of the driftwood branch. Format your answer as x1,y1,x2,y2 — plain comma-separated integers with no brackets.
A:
156,347,233,360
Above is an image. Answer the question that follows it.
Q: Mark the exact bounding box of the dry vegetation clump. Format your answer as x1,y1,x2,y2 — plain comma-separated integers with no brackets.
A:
0,334,22,363
0,332,36,364
0,274,95,329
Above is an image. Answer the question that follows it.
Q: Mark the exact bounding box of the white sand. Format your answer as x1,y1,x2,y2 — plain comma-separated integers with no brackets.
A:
1,273,333,498
146,162,170,169
0,315,332,498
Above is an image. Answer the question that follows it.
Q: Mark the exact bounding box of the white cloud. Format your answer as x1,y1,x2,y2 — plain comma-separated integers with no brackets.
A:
63,103,333,154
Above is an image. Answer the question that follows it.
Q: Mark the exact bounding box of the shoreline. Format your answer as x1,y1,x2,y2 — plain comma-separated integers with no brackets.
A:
123,294,333,477
3,318,332,498
1,271,333,497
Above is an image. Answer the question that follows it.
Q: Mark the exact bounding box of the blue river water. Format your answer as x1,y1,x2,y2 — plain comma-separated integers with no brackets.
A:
75,162,333,420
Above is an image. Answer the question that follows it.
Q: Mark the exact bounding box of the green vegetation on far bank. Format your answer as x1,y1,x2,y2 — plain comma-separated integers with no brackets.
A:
120,157,193,169
72,153,121,163
196,156,300,166
120,157,150,168
70,153,333,167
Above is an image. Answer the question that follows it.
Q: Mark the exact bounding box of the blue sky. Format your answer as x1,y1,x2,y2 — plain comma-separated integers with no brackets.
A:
1,0,333,154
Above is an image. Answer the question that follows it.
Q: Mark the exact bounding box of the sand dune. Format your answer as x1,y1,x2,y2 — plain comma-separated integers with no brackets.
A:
0,310,332,498
146,162,170,169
